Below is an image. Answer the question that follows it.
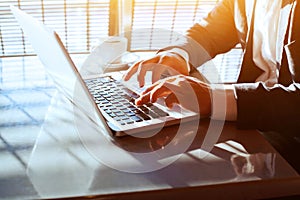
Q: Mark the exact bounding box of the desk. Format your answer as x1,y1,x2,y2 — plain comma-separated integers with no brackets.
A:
25,92,300,200
0,56,300,199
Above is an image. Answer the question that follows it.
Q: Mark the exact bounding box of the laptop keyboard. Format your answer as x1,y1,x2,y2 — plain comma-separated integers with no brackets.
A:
85,76,168,126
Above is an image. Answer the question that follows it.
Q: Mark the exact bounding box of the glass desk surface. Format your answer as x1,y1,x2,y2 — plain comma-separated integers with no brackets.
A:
0,55,299,200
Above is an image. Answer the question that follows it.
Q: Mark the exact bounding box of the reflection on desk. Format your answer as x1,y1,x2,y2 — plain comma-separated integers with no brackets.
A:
26,92,300,199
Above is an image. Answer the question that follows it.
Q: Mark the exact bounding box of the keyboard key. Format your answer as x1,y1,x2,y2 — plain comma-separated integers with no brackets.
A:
124,110,136,117
108,113,116,118
100,77,112,83
124,119,134,124
139,105,149,112
137,112,151,120
149,111,159,119
130,115,143,122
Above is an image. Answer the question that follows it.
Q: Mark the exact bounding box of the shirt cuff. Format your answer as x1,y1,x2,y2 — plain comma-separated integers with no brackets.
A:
210,84,237,121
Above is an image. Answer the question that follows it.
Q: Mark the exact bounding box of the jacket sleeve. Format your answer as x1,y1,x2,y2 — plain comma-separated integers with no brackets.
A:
234,82,300,133
167,0,240,68
187,0,239,57
235,33,300,134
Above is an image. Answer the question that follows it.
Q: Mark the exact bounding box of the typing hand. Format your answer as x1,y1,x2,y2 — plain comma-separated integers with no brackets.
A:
123,51,189,87
135,75,211,116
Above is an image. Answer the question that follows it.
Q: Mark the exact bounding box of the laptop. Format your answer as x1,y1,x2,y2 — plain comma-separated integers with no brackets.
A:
11,6,199,137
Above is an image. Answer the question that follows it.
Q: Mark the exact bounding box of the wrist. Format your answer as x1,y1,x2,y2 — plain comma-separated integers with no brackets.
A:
168,48,191,73
210,84,237,121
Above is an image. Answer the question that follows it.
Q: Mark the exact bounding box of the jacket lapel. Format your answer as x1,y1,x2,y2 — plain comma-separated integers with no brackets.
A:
237,0,264,83
277,0,294,65
234,0,255,49
245,0,255,34
282,0,300,83
287,0,299,42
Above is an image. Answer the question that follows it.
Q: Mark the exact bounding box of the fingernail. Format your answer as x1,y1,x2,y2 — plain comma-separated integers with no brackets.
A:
135,99,141,105
150,97,156,103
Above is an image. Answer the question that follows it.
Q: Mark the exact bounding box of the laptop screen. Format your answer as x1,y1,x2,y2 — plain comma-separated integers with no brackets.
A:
11,6,112,135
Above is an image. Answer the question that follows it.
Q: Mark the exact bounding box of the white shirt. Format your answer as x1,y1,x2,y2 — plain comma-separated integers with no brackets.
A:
253,0,282,86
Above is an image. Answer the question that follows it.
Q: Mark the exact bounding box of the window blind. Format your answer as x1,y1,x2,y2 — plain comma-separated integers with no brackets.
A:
130,0,219,51
0,0,110,57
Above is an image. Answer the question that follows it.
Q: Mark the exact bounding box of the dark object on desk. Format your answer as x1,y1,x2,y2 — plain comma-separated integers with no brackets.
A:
261,131,300,174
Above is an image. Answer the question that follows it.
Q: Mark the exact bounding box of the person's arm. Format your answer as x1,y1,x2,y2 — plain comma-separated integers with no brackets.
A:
162,0,240,68
210,82,300,133
234,82,300,132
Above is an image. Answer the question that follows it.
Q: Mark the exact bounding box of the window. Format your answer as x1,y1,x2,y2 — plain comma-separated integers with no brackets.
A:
1,0,223,57
1,0,242,82
0,0,110,56
129,0,219,50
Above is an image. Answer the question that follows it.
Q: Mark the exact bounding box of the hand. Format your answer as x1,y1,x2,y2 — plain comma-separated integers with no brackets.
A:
135,75,211,116
123,51,189,87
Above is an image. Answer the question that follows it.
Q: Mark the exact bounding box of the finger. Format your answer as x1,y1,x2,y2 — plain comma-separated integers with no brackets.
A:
141,84,156,95
137,57,160,87
167,67,182,76
141,76,176,96
135,92,151,105
137,62,156,87
123,61,141,81
159,81,182,94
137,85,172,105
151,66,166,83
165,93,179,108
141,81,161,95
150,84,173,102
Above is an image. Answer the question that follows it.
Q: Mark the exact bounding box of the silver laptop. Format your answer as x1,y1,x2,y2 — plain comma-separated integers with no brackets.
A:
11,6,199,137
